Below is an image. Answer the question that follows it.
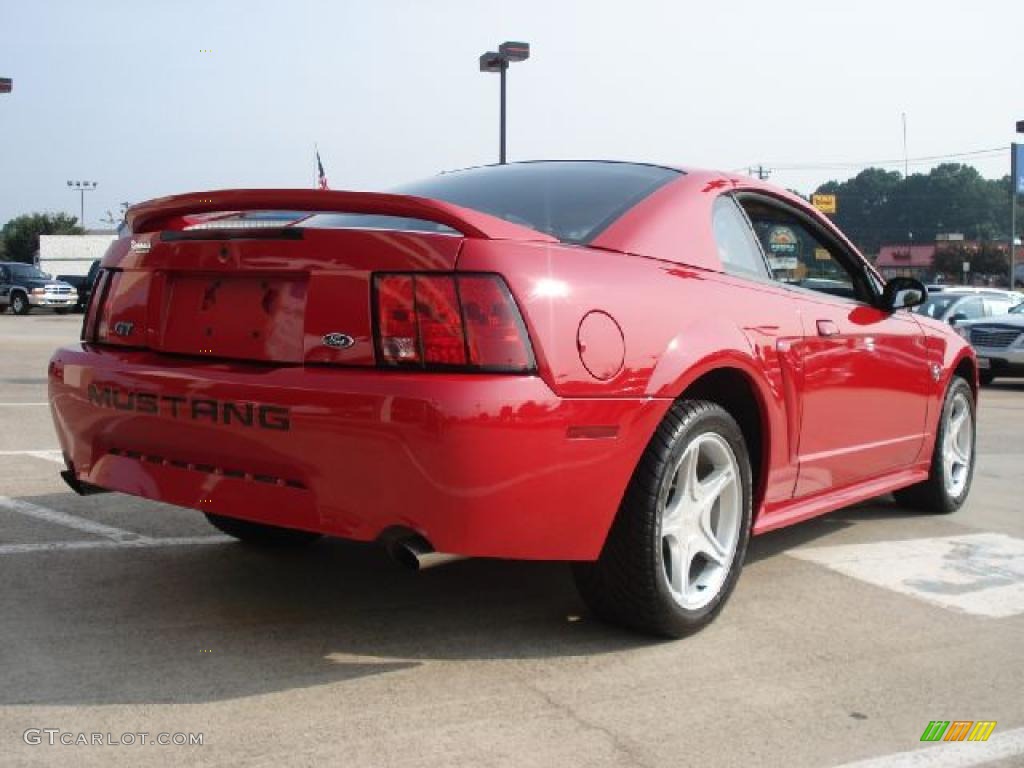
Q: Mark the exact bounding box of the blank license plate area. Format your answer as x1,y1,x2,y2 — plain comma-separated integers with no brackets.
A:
161,274,307,362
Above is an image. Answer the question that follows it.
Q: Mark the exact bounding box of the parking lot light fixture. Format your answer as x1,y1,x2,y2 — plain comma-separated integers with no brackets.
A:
478,41,530,164
66,180,98,229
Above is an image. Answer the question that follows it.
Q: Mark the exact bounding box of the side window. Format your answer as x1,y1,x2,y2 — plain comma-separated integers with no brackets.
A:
956,298,984,320
0,267,9,284
711,196,769,280
738,197,873,304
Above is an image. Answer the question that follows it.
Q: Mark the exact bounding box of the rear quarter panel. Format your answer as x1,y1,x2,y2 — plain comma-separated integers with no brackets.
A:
457,240,804,507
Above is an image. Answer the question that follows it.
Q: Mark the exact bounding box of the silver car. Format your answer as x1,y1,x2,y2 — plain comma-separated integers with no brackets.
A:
956,302,1024,385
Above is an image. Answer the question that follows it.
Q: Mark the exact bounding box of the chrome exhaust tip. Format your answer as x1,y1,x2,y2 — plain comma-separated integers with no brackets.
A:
386,534,463,571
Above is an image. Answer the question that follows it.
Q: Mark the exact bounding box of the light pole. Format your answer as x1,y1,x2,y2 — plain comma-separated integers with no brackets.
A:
66,180,98,229
479,41,530,164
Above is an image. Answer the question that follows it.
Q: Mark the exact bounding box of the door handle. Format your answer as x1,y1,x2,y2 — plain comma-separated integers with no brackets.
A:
816,319,840,337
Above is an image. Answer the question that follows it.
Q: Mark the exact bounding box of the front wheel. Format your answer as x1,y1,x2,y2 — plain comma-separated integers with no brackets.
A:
572,400,752,638
894,376,976,514
204,513,322,547
10,292,30,315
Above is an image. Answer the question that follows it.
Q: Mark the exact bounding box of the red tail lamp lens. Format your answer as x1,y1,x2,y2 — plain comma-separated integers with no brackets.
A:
373,273,533,372
415,275,467,366
459,275,533,371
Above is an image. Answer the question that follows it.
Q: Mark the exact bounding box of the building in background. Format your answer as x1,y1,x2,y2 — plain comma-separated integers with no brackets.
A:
38,230,116,276
875,235,1017,286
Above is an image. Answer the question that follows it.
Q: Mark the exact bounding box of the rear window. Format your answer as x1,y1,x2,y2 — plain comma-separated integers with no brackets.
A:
388,161,682,244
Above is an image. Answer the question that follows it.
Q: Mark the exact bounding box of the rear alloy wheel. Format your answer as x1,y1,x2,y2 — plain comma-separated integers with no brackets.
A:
10,292,30,315
573,400,752,638
204,513,322,547
894,376,976,514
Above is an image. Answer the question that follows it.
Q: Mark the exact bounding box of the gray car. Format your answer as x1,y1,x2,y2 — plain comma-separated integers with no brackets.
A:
955,302,1024,385
912,289,1022,326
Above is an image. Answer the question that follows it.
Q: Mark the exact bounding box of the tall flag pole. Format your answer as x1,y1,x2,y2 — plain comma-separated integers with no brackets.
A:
316,145,329,190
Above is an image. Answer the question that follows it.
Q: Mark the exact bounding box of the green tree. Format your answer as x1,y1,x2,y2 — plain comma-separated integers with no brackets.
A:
1,213,84,264
814,164,1013,256
933,243,1008,279
816,168,902,254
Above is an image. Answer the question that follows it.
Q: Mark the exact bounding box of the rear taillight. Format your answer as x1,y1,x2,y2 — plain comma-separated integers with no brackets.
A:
373,273,534,372
81,269,111,342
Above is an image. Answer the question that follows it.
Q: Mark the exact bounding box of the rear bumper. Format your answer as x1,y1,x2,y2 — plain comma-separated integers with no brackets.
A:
48,345,668,560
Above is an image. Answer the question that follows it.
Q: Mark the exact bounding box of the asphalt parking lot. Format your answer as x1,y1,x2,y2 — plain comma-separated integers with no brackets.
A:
1,313,1022,768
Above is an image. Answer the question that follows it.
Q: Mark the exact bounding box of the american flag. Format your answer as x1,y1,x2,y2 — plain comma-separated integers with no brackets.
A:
316,149,329,190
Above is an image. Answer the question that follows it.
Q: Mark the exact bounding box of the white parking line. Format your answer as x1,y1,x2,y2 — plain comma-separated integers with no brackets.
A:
830,725,1024,768
790,533,1024,618
0,449,65,463
0,535,232,555
0,495,145,543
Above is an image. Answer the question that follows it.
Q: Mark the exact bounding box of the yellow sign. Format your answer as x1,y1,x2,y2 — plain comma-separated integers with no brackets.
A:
812,194,837,214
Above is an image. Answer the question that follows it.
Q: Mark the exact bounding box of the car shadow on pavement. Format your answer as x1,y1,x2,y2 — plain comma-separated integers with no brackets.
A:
0,490,940,707
0,508,653,707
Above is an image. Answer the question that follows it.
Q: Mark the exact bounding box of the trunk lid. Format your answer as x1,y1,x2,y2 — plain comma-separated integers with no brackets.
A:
88,190,554,366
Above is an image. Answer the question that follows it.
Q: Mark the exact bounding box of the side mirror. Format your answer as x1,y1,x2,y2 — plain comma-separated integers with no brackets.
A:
881,277,926,311
948,313,967,326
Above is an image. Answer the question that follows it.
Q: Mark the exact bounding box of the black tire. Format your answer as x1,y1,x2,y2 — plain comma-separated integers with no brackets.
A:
54,308,69,315
572,400,753,638
204,513,322,547
978,370,995,387
893,376,976,514
10,292,30,315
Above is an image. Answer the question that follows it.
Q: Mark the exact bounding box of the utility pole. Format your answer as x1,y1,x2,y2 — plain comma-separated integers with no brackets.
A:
748,165,771,180
902,112,909,180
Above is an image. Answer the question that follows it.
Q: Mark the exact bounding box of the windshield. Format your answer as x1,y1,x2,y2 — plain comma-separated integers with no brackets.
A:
10,265,50,280
913,294,960,318
1012,302,1024,314
385,161,682,244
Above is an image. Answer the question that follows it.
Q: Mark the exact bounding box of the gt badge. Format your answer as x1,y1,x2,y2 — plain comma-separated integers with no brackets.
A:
113,321,134,337
322,332,355,350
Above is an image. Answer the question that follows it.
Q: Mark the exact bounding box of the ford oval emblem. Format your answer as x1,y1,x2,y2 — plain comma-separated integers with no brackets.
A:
322,332,355,350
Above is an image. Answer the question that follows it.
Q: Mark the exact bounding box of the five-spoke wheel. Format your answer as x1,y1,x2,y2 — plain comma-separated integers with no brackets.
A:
573,400,752,638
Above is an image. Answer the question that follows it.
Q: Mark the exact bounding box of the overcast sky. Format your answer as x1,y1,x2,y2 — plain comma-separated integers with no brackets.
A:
1,0,1020,228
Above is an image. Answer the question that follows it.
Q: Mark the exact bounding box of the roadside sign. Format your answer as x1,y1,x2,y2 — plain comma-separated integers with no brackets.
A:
811,194,837,214
0,78,12,94
963,261,970,273
814,247,831,261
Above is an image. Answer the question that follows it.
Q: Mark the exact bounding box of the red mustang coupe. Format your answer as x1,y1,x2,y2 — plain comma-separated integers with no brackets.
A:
48,161,977,636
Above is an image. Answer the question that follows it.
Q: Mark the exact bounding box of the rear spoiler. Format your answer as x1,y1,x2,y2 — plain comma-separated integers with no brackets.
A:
125,189,558,242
